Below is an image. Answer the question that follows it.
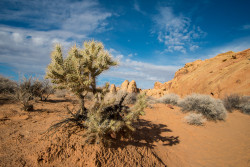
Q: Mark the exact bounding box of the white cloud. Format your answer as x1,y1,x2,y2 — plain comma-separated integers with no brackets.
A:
178,36,250,64
208,36,250,57
102,49,181,89
12,32,23,43
154,7,206,53
0,0,112,76
190,45,199,51
128,54,133,57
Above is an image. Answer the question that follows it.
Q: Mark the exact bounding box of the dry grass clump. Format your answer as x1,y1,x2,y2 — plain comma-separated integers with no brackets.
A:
178,94,227,121
185,113,206,126
157,93,180,105
223,94,250,114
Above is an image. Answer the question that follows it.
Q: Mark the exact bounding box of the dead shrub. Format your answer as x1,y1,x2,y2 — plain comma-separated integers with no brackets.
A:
12,77,35,111
32,79,55,101
0,75,17,94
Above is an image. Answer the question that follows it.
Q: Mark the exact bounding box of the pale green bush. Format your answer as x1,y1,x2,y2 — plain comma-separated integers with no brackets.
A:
178,94,227,121
223,94,250,114
157,93,180,105
185,113,206,126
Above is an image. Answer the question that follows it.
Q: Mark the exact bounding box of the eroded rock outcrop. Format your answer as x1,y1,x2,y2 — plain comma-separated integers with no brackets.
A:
127,80,138,93
112,80,139,93
110,84,116,94
145,49,250,98
121,80,129,91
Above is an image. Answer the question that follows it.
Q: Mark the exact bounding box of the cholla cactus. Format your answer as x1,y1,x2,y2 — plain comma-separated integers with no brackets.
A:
46,40,117,115
45,40,148,145
83,92,147,145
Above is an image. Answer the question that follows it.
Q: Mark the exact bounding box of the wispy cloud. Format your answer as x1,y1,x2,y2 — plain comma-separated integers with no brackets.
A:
177,36,250,64
0,0,112,76
207,36,250,57
153,7,206,53
0,0,111,32
133,0,146,15
102,48,181,89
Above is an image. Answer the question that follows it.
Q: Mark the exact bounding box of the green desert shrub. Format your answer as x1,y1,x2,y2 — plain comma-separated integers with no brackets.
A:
223,94,250,114
157,93,180,105
178,94,227,121
185,113,206,126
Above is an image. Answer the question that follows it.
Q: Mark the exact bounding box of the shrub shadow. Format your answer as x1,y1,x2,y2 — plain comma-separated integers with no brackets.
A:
0,97,14,105
44,99,72,103
113,119,180,149
32,108,53,113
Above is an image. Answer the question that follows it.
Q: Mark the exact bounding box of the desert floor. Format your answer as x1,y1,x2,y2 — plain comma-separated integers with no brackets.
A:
0,95,249,167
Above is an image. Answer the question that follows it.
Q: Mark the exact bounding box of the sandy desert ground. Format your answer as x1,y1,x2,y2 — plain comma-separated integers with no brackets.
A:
0,95,249,167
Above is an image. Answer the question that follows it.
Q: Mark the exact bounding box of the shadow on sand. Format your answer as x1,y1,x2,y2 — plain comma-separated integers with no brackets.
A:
112,119,180,149
44,99,72,103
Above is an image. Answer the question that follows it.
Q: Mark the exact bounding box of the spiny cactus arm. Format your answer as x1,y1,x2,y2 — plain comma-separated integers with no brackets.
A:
82,41,118,94
46,44,67,86
125,93,147,122
94,50,118,76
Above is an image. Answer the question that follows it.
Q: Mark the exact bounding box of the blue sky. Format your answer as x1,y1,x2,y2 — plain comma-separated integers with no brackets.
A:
0,0,249,89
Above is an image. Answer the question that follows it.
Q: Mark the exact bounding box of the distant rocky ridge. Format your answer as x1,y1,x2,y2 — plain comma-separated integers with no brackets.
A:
143,49,250,98
110,80,140,93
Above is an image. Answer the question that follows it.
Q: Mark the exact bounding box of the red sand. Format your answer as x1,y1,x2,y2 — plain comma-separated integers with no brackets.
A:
0,97,249,166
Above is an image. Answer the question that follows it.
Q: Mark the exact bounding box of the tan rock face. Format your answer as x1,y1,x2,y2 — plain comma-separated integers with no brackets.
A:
117,80,139,93
121,80,129,91
116,87,120,91
127,80,138,93
149,49,250,98
110,84,116,94
143,89,168,98
154,82,163,89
